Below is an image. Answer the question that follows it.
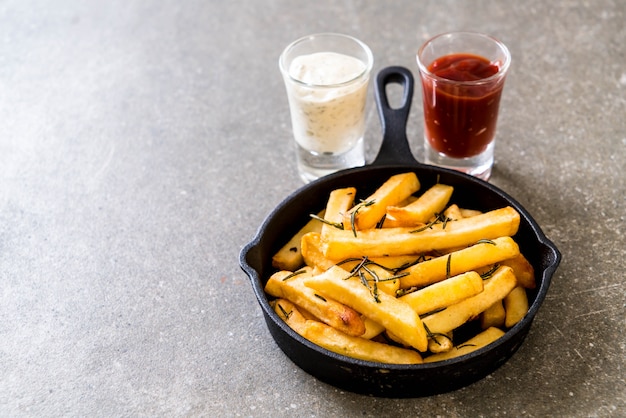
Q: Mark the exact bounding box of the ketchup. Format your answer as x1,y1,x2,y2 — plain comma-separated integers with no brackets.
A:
421,53,505,158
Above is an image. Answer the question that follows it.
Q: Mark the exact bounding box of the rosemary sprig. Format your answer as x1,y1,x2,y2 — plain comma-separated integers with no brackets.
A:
350,199,375,237
442,213,450,229
419,307,446,319
282,269,307,281
396,286,418,297
446,254,452,279
361,264,380,283
409,212,453,233
347,256,370,277
341,256,409,303
423,323,452,347
347,257,382,303
344,258,409,283
309,213,344,230
456,343,477,350
335,257,366,267
277,303,292,320
343,256,415,276
480,263,500,280
393,254,430,273
383,272,409,281
314,293,327,302
359,269,380,303
475,239,496,245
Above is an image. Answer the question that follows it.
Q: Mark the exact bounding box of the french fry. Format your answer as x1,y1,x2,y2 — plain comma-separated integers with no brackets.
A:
298,305,322,321
343,172,420,231
399,271,484,316
321,187,356,238
275,298,422,364
386,184,454,225
272,298,308,333
361,316,386,339
480,300,506,329
322,206,521,259
342,262,400,296
428,331,454,353
272,210,324,271
459,208,483,218
399,236,521,288
301,232,336,271
421,266,518,335
501,253,536,289
265,270,366,337
301,320,423,364
423,327,505,363
397,195,418,207
302,232,422,273
304,266,429,352
380,213,418,228
385,330,413,347
368,254,429,271
443,204,464,221
302,232,401,296
504,285,529,327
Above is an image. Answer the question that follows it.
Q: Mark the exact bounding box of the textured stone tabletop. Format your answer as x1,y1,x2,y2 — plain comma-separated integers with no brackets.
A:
1,0,624,416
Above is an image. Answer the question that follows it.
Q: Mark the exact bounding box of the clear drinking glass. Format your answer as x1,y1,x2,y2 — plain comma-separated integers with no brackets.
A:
416,32,511,180
279,33,373,183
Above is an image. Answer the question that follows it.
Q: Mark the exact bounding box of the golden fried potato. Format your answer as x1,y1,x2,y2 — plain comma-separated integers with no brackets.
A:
360,315,386,340
322,206,521,259
272,210,323,271
265,269,365,336
274,299,422,364
301,232,400,295
423,327,505,362
501,253,536,289
504,285,529,327
301,320,423,364
443,204,464,221
272,298,308,333
421,266,517,335
304,266,428,352
427,331,454,354
399,271,484,316
343,172,420,231
321,187,356,238
480,300,506,329
399,236,520,288
386,184,454,225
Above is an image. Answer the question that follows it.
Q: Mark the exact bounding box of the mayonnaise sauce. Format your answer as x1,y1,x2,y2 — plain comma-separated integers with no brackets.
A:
285,52,369,154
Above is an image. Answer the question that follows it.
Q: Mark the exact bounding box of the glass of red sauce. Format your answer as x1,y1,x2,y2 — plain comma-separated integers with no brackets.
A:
416,32,511,180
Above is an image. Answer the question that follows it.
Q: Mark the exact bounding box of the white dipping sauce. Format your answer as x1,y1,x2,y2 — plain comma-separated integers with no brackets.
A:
285,52,368,155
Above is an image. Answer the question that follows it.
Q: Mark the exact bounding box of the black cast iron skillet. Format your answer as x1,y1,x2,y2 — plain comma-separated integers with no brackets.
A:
240,66,561,398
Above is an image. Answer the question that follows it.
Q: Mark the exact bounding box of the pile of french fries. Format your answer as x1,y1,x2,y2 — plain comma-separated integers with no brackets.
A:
267,172,535,364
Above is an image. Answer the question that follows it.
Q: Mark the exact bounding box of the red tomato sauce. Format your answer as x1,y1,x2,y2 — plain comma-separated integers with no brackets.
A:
421,53,505,158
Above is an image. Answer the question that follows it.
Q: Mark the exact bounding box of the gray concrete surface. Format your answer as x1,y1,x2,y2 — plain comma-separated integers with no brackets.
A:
1,0,624,416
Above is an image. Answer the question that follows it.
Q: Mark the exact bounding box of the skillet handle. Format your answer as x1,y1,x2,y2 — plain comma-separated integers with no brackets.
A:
372,66,420,166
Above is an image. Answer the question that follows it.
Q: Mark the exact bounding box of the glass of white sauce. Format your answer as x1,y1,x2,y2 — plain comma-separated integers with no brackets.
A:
279,33,373,183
